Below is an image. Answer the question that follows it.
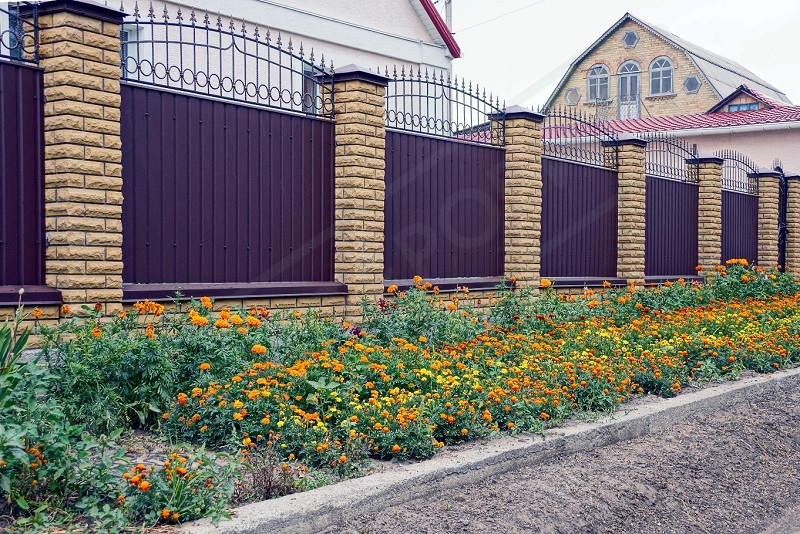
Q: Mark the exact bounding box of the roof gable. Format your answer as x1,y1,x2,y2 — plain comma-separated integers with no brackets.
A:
545,13,790,108
412,0,461,58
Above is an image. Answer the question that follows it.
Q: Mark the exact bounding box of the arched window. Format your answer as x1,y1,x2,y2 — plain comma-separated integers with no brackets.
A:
587,64,609,102
649,57,673,95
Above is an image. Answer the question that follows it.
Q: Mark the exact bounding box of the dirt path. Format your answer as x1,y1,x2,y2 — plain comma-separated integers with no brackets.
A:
324,382,800,534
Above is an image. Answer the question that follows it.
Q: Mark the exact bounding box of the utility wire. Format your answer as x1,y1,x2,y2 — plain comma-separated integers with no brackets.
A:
453,0,547,34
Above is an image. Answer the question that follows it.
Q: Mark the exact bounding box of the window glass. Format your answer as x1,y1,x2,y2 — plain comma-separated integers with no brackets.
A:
649,57,673,95
587,65,609,101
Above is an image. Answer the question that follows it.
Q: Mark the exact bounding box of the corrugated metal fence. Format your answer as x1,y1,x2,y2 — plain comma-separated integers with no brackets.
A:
383,130,505,280
120,83,335,284
0,61,45,287
722,190,759,264
645,177,698,276
540,158,618,278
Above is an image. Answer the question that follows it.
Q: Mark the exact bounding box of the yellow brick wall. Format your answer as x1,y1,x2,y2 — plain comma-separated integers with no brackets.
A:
616,141,646,282
555,20,719,118
758,175,781,267
696,160,723,268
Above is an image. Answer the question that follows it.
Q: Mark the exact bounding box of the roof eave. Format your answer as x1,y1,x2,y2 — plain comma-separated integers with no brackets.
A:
417,0,461,59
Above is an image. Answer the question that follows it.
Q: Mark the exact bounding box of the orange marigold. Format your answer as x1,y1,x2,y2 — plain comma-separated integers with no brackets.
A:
540,278,552,289
199,362,211,371
32,307,43,319
60,305,70,315
92,327,102,339
246,316,261,327
391,444,401,453
200,296,213,309
251,344,267,355
138,481,151,492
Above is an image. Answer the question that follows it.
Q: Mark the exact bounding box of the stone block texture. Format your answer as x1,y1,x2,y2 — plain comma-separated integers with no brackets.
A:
758,175,781,267
503,116,543,287
616,142,646,283
37,7,124,312
696,161,723,268
331,77,387,319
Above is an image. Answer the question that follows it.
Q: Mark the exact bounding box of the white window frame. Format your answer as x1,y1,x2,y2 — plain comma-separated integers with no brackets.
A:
586,64,610,103
649,56,674,96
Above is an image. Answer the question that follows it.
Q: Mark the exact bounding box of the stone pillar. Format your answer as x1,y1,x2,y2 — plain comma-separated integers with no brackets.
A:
689,155,723,269
786,173,800,271
756,169,782,268
331,65,388,320
33,0,125,315
614,135,647,284
501,106,545,287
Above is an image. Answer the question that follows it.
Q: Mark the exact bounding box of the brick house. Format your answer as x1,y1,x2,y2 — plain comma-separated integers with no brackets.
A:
545,13,791,120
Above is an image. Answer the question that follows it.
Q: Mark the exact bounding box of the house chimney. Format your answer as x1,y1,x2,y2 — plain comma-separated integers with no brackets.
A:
445,0,452,30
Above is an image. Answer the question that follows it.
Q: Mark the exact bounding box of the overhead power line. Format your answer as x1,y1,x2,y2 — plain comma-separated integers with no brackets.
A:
453,0,548,34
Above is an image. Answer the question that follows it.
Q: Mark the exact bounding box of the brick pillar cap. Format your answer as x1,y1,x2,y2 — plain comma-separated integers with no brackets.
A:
22,0,126,23
495,105,545,123
687,154,723,165
333,64,389,87
751,168,782,178
613,133,647,147
784,171,800,179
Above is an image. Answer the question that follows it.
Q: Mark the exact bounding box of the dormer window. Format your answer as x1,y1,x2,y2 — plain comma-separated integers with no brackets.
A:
649,57,673,95
622,30,639,48
728,103,759,112
587,64,609,102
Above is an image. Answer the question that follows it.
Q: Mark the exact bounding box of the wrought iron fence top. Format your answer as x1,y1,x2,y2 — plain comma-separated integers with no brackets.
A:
0,2,38,64
119,1,334,117
715,149,759,195
641,132,698,183
383,64,505,145
540,105,619,168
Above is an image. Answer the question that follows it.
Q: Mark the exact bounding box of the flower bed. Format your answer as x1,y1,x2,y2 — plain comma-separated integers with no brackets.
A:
2,261,799,530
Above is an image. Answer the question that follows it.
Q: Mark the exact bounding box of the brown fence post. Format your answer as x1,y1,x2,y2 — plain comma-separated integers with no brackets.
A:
502,106,545,287
615,135,647,284
331,65,388,320
755,169,782,267
689,155,723,268
34,0,125,316
786,172,800,271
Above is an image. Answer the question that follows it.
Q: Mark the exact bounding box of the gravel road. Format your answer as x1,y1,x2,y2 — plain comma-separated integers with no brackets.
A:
325,380,800,534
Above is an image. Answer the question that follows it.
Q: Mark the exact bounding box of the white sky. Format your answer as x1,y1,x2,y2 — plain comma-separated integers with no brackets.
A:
441,0,800,108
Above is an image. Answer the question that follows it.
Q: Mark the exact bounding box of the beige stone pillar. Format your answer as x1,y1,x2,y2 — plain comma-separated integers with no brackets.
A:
756,169,782,268
501,106,545,287
33,0,124,316
331,65,388,320
786,173,800,272
614,135,647,284
689,156,723,269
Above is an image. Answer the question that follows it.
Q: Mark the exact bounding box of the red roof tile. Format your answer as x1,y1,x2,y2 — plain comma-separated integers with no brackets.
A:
599,105,800,135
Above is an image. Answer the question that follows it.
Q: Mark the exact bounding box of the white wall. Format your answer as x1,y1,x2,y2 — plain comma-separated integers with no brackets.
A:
681,128,800,173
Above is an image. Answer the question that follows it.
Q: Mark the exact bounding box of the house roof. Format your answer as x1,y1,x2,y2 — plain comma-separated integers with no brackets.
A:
707,84,789,112
597,104,800,136
545,13,791,109
413,0,461,58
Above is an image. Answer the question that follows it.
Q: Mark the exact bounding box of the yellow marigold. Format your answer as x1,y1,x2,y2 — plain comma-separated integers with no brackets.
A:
251,344,267,355
540,278,552,289
200,296,213,309
418,335,427,343
199,362,211,371
191,387,203,397
233,412,244,421
233,399,244,409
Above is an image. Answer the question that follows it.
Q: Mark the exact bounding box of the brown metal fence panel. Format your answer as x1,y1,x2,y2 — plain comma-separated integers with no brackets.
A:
645,176,698,276
384,130,504,280
722,190,758,264
0,61,45,286
541,157,617,278
120,83,335,284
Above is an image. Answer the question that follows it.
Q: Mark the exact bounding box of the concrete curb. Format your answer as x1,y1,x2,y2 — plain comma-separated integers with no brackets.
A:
182,367,800,534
